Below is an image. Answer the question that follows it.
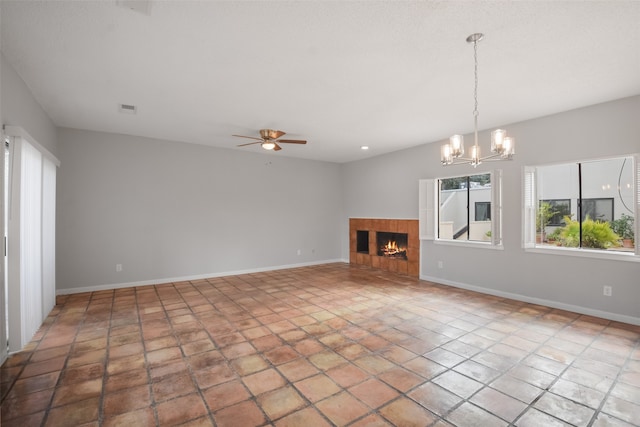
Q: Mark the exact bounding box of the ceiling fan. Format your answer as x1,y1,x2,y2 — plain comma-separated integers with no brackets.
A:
233,129,307,151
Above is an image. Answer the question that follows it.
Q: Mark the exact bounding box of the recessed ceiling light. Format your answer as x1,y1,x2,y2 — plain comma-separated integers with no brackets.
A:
118,104,137,114
361,146,369,150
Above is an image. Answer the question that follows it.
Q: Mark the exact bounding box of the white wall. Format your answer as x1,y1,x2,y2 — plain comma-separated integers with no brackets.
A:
56,128,344,291
1,53,57,155
342,96,640,323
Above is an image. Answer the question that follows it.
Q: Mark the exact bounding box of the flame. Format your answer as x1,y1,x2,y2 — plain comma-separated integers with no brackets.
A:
381,240,405,256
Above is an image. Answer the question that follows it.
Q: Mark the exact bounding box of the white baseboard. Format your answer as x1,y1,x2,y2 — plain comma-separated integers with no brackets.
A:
56,259,346,295
421,275,640,326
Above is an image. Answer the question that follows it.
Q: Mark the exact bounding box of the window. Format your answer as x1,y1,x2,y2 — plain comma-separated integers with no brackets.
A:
475,202,491,221
524,155,638,258
581,198,613,222
541,199,571,226
419,171,502,247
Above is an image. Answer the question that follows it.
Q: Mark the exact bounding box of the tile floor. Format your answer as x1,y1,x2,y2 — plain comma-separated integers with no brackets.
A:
1,263,639,427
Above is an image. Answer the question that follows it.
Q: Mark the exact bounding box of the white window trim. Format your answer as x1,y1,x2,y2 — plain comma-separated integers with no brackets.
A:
419,170,504,250
522,154,640,262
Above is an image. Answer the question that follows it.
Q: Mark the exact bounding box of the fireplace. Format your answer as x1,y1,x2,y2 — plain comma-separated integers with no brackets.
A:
376,232,408,259
356,230,369,253
349,218,419,277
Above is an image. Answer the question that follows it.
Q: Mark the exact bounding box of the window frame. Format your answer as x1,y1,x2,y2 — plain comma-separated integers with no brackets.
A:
420,170,503,250
523,154,640,262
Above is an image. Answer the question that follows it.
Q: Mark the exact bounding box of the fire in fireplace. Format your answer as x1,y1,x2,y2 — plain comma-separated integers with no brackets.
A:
376,232,408,259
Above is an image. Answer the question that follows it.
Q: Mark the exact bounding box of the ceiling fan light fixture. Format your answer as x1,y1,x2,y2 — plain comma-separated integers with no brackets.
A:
261,141,276,150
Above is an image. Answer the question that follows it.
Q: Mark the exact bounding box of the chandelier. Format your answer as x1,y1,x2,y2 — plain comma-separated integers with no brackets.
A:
441,33,515,167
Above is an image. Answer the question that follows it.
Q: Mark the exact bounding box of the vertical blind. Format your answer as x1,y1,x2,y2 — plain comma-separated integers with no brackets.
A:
5,126,58,352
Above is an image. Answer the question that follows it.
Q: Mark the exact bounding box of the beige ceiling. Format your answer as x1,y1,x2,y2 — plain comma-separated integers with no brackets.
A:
1,1,639,163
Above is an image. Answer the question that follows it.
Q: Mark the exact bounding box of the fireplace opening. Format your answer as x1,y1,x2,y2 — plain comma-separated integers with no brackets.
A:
356,230,369,254
376,232,408,259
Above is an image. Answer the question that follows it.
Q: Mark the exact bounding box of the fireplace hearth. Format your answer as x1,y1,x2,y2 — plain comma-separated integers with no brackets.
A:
349,218,419,277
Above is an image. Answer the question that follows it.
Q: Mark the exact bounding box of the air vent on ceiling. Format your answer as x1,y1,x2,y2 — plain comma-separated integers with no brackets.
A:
116,0,152,15
118,104,137,114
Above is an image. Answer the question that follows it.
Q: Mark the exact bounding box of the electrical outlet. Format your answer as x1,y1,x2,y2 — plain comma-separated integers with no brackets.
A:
116,264,123,272
438,261,443,269
603,285,612,296
297,249,301,256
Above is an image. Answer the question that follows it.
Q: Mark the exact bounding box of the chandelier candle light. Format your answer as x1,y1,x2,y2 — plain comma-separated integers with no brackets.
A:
441,33,515,167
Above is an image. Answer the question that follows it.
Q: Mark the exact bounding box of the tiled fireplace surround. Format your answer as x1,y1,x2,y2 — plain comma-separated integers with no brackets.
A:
349,218,419,277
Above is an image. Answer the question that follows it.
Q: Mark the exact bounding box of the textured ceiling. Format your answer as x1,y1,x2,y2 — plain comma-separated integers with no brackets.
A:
2,1,639,163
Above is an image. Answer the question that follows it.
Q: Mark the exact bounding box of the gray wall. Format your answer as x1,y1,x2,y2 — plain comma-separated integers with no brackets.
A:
341,96,640,323
1,53,57,155
56,128,344,291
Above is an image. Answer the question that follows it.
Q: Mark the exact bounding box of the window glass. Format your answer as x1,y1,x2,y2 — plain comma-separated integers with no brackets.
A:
439,173,492,242
531,156,636,253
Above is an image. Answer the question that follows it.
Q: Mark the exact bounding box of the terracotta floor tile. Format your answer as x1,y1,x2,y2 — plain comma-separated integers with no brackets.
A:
602,395,640,425
453,359,501,384
408,381,462,416
550,378,606,409
67,349,107,367
102,384,151,417
316,391,370,426
294,374,341,403
188,350,224,371
258,386,306,421
202,379,251,411
220,341,257,360
243,368,286,396
52,378,103,407
193,363,237,389
471,386,528,422
20,356,66,378
348,413,394,427
534,392,596,426
432,370,483,399
213,400,267,427
447,401,509,427
379,396,437,427
353,354,395,375
105,368,149,393
107,352,146,375
293,338,324,356
156,392,208,426
275,407,333,427
2,388,54,420
149,358,189,381
277,358,320,382
103,407,155,427
0,410,46,427
349,378,399,409
265,346,301,365
516,407,573,427
44,396,100,426
152,372,197,402
231,354,269,376
378,367,425,392
2,265,638,427
5,371,59,398
144,335,179,351
490,375,543,404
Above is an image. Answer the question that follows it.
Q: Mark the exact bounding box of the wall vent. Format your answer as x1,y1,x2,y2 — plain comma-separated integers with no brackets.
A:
118,104,137,114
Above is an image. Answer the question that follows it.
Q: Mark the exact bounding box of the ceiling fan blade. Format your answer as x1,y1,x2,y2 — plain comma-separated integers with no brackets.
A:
277,139,307,144
273,143,282,151
233,134,263,141
237,141,262,147
272,130,286,139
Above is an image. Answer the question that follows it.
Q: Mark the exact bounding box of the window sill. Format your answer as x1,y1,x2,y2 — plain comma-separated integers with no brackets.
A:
525,245,639,262
434,239,504,251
